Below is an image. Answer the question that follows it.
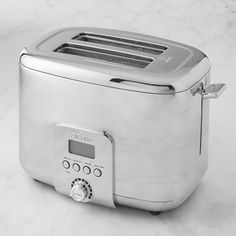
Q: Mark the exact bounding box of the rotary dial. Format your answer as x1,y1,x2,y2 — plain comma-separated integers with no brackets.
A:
70,178,93,202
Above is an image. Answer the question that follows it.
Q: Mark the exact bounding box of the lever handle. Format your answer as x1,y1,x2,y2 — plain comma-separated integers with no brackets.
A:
203,83,226,99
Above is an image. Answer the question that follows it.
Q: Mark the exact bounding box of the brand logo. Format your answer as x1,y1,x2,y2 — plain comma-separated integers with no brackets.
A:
71,131,92,143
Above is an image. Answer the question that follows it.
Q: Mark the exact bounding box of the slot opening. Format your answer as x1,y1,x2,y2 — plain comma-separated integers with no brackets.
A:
54,43,153,68
72,32,167,55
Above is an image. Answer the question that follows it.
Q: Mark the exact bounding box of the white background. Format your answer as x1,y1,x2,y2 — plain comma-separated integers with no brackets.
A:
0,0,236,235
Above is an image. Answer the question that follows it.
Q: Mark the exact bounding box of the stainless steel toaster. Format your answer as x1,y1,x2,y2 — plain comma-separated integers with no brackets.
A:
19,27,226,213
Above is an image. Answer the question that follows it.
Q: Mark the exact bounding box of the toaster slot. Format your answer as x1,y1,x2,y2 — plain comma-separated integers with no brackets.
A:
72,33,167,55
55,44,153,68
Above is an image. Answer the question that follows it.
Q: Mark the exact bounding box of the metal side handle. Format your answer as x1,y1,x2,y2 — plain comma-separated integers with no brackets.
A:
203,83,226,99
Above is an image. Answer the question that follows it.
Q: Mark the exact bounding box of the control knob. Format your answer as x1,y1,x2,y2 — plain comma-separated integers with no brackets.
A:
70,178,93,202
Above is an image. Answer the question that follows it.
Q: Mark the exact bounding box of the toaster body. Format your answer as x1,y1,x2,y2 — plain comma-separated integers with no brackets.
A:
19,27,225,212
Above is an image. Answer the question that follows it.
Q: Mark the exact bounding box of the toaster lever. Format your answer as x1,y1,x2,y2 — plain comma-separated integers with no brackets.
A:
192,83,226,99
202,83,226,99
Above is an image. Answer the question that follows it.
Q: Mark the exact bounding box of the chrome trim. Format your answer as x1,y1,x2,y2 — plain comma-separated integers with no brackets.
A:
110,78,175,94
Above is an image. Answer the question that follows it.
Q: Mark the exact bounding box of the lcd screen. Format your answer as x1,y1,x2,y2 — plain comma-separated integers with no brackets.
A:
68,140,95,159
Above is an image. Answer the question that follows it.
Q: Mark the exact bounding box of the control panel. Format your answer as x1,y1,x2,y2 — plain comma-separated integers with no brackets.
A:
53,124,115,208
62,159,102,177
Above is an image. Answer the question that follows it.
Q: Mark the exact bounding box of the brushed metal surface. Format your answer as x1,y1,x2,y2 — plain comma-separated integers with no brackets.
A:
19,27,226,211
19,64,209,211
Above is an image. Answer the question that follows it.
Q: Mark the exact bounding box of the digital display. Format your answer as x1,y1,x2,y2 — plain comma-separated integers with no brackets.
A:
68,140,95,159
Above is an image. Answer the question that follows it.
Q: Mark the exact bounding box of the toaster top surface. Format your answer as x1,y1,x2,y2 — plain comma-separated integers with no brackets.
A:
21,27,210,94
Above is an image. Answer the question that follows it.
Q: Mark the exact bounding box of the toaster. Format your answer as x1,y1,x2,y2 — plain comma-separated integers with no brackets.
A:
19,27,225,213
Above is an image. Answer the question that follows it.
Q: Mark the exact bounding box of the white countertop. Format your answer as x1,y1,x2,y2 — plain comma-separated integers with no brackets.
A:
0,0,236,235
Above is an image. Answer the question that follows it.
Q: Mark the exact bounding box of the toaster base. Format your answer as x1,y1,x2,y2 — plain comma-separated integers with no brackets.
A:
30,173,197,212
114,190,197,212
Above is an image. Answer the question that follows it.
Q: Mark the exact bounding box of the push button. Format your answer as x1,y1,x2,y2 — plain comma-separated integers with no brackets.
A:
83,166,91,175
93,168,102,177
72,163,80,172
62,160,70,169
